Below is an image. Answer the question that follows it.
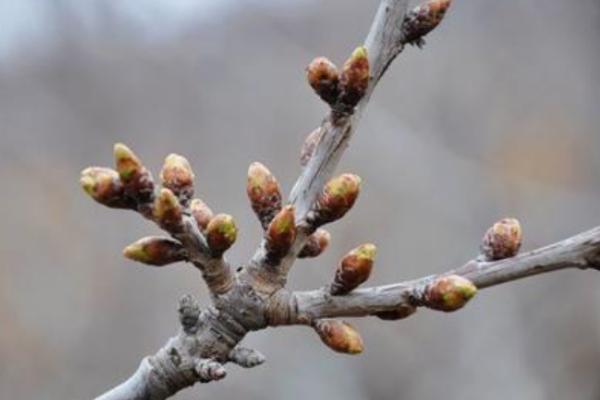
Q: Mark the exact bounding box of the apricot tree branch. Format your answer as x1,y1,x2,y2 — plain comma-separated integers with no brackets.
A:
288,226,600,322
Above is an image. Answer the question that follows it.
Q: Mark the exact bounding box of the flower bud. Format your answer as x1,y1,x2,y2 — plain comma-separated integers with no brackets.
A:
424,275,477,312
375,304,417,321
330,243,376,295
314,319,364,355
247,162,282,229
190,198,214,231
339,46,370,108
298,229,331,258
113,143,154,203
123,236,186,266
481,218,522,261
160,153,195,206
154,188,183,231
80,167,132,209
206,214,238,256
313,173,362,225
306,57,340,105
266,205,296,259
402,0,452,47
300,127,323,167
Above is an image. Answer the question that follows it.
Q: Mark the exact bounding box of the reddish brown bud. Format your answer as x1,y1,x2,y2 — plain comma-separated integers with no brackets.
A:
375,304,417,321
481,218,522,261
113,143,154,203
206,214,238,256
306,57,340,105
300,127,323,167
331,243,376,295
402,0,452,47
247,162,282,229
160,153,195,205
154,188,183,231
314,319,364,355
339,46,370,108
424,275,477,312
298,229,331,258
190,198,214,231
123,236,186,266
266,205,297,258
80,167,133,209
313,173,362,225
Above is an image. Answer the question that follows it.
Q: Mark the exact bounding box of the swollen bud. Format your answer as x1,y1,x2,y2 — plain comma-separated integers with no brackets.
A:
266,205,297,259
298,229,331,258
80,167,132,209
190,198,214,231
402,0,452,47
314,319,364,355
424,275,477,312
300,128,323,167
306,57,340,105
313,173,362,225
247,162,283,229
123,236,186,266
339,46,370,108
330,243,376,295
160,153,195,206
481,218,522,261
154,188,183,231
113,143,154,203
206,214,238,256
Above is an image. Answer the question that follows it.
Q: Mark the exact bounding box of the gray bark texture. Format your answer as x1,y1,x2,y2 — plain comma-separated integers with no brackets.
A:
88,0,599,399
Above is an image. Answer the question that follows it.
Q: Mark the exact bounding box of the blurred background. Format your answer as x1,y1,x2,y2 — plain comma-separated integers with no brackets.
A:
1,0,599,398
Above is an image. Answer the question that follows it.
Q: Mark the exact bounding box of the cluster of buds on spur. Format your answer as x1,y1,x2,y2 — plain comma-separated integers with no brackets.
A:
265,205,297,261
123,236,186,266
314,319,364,355
423,275,477,312
402,0,452,47
330,243,376,295
481,218,522,261
205,213,238,257
306,46,370,111
310,173,362,226
246,162,283,229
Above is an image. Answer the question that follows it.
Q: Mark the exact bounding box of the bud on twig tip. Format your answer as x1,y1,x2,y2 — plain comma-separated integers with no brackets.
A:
113,142,154,204
424,275,477,312
306,56,340,105
313,173,362,225
80,167,131,209
481,218,522,261
266,205,297,259
154,188,183,231
339,46,370,108
247,162,282,229
331,243,376,295
314,319,364,355
206,214,238,256
160,153,195,205
403,0,452,47
123,236,186,266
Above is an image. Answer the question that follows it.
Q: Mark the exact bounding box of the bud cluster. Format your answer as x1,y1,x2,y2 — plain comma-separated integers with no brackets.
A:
306,46,370,110
314,319,364,355
331,243,376,295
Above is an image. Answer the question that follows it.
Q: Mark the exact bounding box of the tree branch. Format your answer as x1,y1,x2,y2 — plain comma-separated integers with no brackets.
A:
288,226,600,322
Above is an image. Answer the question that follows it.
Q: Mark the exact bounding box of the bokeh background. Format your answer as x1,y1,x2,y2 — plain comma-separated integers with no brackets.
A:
1,0,599,399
